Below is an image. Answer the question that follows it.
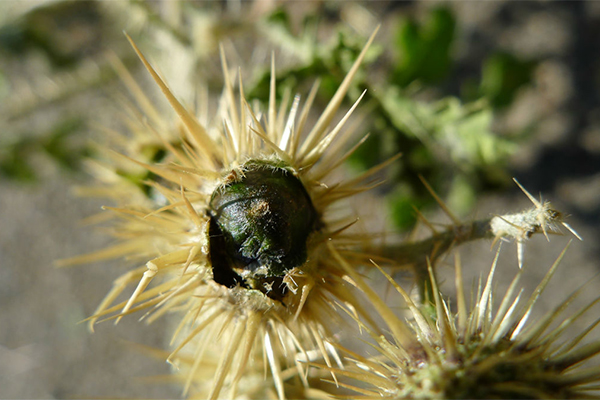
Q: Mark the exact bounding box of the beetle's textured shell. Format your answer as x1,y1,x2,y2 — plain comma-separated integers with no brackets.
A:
208,160,319,297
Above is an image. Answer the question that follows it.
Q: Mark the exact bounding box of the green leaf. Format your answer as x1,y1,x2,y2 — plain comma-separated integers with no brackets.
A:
388,185,427,231
446,174,477,216
0,147,37,183
41,118,86,170
266,7,291,32
480,52,535,108
393,7,456,87
379,88,514,171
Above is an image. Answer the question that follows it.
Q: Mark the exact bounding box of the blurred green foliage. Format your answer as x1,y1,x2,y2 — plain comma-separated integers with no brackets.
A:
0,1,102,67
0,118,87,182
392,7,455,87
480,52,535,108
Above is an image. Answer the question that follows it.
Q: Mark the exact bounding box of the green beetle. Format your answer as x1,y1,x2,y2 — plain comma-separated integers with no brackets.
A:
208,159,320,299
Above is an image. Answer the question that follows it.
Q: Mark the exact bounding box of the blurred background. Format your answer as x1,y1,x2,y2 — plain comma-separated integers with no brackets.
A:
1,1,599,398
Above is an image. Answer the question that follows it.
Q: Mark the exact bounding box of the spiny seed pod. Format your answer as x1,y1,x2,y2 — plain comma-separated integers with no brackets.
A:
208,159,320,298
59,28,386,399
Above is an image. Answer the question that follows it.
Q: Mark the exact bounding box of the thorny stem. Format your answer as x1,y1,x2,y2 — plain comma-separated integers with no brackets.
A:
379,177,581,304
380,218,493,303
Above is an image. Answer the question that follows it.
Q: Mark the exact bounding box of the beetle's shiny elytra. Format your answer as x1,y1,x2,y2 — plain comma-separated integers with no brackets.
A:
208,159,319,298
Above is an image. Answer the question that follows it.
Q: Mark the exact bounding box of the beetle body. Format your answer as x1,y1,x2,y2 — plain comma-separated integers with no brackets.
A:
208,160,319,298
